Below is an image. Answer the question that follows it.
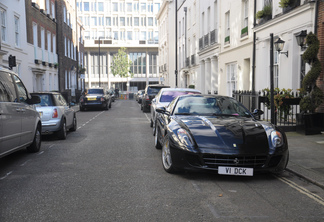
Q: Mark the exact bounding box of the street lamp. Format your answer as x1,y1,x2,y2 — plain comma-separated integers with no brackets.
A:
274,38,288,57
295,30,307,49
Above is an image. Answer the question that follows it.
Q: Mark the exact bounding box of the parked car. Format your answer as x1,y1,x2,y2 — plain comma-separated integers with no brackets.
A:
141,84,170,112
79,88,112,111
150,88,201,133
154,94,289,175
31,92,77,140
108,89,116,102
0,67,42,158
136,90,145,104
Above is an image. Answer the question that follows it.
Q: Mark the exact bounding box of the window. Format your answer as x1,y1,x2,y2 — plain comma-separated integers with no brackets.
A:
141,17,146,26
91,17,97,26
120,30,125,40
51,2,55,19
141,3,146,12
0,71,16,102
112,3,118,12
127,17,132,26
63,6,66,23
91,2,97,11
226,63,237,96
46,0,50,14
0,8,7,42
149,53,158,75
64,37,67,56
84,2,89,11
113,17,118,26
134,2,139,12
127,3,132,12
225,11,230,40
120,17,125,26
148,3,153,13
148,17,153,26
98,16,104,26
154,3,160,13
14,16,20,47
119,2,125,12
127,31,132,40
140,31,146,40
113,31,118,40
242,0,248,29
134,17,139,26
274,51,279,88
106,17,111,26
98,2,104,12
84,16,90,26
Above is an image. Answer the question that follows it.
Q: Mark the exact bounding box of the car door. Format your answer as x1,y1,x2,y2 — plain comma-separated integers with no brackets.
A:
12,74,38,146
0,71,22,155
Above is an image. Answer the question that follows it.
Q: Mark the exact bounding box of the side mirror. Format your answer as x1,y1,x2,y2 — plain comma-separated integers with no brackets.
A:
252,109,264,119
152,98,156,103
156,107,170,116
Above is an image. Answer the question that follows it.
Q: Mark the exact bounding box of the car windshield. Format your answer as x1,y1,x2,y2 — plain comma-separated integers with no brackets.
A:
173,96,251,117
147,87,162,95
38,94,54,106
160,91,200,103
87,89,104,94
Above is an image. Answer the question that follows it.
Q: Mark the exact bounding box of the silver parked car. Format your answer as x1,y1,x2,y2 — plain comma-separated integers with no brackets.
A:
0,67,42,158
31,92,77,140
150,88,201,134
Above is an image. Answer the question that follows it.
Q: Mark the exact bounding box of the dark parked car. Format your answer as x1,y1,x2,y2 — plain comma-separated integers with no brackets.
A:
154,94,289,175
79,88,112,111
31,92,77,140
0,67,42,158
136,90,145,104
150,88,201,132
108,89,116,102
141,84,170,112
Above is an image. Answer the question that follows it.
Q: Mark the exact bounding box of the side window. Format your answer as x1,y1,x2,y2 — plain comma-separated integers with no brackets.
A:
12,75,28,102
54,94,67,106
0,71,17,102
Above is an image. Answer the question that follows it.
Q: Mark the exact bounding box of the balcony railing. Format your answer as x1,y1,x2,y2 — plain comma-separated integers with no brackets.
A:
210,29,217,44
204,34,209,47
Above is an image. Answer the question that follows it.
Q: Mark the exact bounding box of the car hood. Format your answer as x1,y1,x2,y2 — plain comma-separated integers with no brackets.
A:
176,116,270,153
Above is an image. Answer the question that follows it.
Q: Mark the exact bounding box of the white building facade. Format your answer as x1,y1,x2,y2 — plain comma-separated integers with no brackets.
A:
77,0,162,93
0,0,32,90
254,0,316,93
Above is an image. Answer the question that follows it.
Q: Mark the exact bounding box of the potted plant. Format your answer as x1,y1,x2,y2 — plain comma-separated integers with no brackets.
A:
297,32,324,135
256,1,272,24
279,0,300,13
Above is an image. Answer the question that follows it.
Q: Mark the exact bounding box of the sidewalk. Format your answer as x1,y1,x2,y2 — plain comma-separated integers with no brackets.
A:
285,132,324,189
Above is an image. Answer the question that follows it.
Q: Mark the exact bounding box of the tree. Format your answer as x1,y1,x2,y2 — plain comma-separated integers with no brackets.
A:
110,47,132,92
300,32,324,113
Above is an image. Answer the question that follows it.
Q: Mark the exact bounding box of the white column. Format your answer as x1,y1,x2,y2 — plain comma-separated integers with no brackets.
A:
200,60,205,93
205,58,211,94
211,57,217,94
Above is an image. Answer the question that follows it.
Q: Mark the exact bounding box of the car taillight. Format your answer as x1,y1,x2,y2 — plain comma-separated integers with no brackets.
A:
52,108,58,118
100,97,105,102
145,95,149,100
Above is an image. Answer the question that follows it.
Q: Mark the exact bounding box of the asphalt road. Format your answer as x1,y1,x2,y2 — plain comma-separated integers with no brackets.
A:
1,100,324,221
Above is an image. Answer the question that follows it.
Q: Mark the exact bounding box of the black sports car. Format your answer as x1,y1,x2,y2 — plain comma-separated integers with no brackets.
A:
154,94,289,176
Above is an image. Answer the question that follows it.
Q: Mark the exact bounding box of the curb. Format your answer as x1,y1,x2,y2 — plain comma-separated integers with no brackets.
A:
286,167,324,190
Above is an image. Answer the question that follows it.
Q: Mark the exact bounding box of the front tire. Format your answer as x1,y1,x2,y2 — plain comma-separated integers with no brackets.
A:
57,119,67,140
154,125,162,149
70,115,77,132
26,124,41,153
162,137,176,173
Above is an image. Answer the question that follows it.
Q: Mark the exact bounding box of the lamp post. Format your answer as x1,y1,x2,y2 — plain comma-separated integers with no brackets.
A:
296,30,307,50
270,33,275,125
274,38,288,57
98,36,103,87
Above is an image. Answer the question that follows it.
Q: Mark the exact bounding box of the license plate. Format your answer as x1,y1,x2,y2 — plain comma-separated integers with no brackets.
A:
218,166,253,176
87,98,96,101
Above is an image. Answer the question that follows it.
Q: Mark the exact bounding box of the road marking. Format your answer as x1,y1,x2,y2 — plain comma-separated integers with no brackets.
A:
144,113,150,122
0,171,13,180
20,159,31,166
276,176,324,206
37,151,44,155
78,111,104,129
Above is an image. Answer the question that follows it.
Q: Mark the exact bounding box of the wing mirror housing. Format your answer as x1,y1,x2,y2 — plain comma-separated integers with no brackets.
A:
252,109,264,120
156,106,170,115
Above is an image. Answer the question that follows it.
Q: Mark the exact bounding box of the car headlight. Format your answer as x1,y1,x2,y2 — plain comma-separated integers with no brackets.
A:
271,131,283,147
177,129,194,147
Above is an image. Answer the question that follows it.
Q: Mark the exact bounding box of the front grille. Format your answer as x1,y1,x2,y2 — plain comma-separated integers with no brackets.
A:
202,154,267,169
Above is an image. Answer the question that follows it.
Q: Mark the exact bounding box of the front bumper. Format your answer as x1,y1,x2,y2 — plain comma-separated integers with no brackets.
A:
168,138,289,174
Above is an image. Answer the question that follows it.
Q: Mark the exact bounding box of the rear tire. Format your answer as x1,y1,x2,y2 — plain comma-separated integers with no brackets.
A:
57,119,67,140
154,125,162,149
26,124,41,153
70,115,77,132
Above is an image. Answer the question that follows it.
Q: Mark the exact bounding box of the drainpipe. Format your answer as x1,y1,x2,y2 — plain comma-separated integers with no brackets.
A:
314,0,319,35
175,0,178,87
252,0,257,109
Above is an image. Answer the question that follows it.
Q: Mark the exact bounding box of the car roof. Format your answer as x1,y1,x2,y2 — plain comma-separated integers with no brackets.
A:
159,88,201,93
0,66,19,76
31,92,61,95
178,94,233,99
146,84,170,88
